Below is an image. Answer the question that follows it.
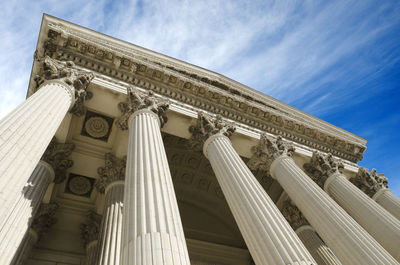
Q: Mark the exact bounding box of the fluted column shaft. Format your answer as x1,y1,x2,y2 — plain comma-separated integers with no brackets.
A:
0,81,73,228
295,225,341,265
0,161,54,265
270,156,399,265
205,135,315,265
11,228,39,265
97,182,124,265
373,188,400,220
87,240,98,265
325,173,400,260
121,110,191,265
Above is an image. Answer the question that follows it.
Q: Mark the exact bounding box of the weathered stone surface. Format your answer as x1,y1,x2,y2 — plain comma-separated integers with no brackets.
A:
248,134,294,172
116,86,169,130
34,56,94,116
95,153,126,193
188,112,235,150
42,138,74,183
350,167,388,198
303,152,344,188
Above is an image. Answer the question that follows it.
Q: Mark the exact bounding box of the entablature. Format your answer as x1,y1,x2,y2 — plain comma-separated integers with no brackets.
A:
29,14,367,164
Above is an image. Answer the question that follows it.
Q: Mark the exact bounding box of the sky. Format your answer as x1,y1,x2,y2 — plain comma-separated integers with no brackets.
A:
0,0,399,196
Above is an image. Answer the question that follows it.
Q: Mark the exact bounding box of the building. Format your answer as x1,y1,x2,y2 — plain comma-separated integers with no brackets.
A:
0,14,399,265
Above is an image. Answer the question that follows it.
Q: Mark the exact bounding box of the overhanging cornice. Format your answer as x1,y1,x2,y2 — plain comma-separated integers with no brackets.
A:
28,14,367,163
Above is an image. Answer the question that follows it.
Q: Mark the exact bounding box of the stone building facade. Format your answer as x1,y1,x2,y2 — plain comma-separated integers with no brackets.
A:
0,14,399,265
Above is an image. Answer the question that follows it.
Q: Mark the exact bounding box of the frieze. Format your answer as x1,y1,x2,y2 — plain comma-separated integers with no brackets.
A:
35,25,366,163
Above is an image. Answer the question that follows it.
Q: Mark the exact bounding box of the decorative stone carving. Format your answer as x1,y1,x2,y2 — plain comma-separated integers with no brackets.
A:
68,176,92,195
34,56,94,116
31,202,59,240
42,138,74,183
303,152,344,188
84,116,109,138
40,25,368,163
116,86,169,130
247,134,295,172
350,167,388,198
281,200,309,231
95,153,127,193
80,210,101,246
188,112,236,150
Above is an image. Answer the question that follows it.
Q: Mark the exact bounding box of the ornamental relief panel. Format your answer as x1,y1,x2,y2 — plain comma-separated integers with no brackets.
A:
39,27,366,163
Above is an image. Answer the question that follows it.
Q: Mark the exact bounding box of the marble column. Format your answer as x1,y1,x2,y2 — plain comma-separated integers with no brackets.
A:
350,167,400,220
95,153,126,265
0,56,93,230
81,211,102,265
11,202,59,265
304,153,400,261
248,134,399,265
190,113,315,265
117,88,191,265
281,200,342,265
0,161,54,265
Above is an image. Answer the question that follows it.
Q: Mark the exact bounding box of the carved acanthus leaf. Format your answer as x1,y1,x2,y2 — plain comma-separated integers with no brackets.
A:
31,202,59,239
303,152,344,188
116,86,169,130
247,134,295,172
95,153,126,193
34,56,94,116
281,201,308,230
188,112,236,150
42,138,75,183
80,210,101,246
350,167,388,197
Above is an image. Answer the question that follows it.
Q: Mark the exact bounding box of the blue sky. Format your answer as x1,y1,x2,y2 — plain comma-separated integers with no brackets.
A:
0,0,399,196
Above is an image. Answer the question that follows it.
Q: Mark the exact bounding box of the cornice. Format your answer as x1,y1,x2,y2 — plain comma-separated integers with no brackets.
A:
28,15,367,163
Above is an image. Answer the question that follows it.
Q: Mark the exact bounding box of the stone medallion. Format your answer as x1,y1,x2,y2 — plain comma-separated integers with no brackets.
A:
84,116,109,138
81,110,114,142
66,173,95,197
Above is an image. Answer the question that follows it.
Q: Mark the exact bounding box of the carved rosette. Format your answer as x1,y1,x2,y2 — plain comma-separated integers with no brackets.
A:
247,134,295,172
31,202,59,240
188,112,236,150
281,201,309,231
350,167,388,198
116,86,169,130
34,56,94,116
95,153,127,193
42,138,75,183
80,210,101,247
303,152,344,188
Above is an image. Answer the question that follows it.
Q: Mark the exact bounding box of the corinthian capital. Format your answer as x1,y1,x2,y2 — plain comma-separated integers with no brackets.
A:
80,210,101,247
303,152,344,188
34,56,94,116
31,202,59,240
188,112,236,150
116,86,169,130
281,201,309,231
42,138,75,183
248,134,294,172
95,153,126,193
350,167,388,197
